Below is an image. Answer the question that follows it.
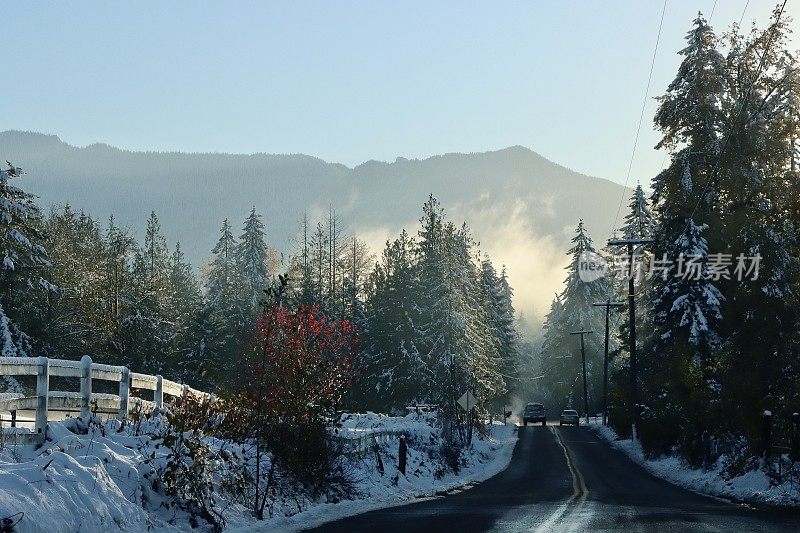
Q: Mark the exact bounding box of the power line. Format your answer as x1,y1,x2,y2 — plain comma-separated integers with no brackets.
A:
688,0,788,220
738,0,751,28
611,0,669,236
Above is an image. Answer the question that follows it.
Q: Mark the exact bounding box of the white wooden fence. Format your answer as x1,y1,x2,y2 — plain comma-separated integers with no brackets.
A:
0,356,208,444
337,429,406,458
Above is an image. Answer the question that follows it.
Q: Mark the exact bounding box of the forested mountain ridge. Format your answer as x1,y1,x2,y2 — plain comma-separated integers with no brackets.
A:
0,130,627,326
0,131,625,254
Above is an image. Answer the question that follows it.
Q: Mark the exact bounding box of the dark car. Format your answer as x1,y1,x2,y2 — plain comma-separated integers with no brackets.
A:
522,403,547,426
559,409,580,426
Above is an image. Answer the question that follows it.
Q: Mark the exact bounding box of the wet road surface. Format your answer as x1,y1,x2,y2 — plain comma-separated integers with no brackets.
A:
308,424,800,532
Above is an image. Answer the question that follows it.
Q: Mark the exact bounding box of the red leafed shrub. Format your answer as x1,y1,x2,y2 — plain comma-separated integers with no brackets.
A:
245,304,358,423
236,304,359,518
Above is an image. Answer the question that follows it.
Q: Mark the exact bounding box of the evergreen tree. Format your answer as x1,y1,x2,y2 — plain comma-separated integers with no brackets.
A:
236,207,277,315
641,14,727,449
360,230,425,411
120,211,173,372
103,215,136,360
0,162,53,359
203,218,246,380
610,184,655,365
714,12,798,442
480,258,519,410
540,220,610,412
35,206,109,360
166,242,202,377
412,196,504,443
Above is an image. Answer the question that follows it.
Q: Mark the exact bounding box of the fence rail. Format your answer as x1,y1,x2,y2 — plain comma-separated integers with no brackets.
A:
337,429,406,458
0,356,208,444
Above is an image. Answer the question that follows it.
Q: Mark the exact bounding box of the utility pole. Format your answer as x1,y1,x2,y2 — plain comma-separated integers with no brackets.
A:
570,330,593,425
593,299,624,426
607,236,653,438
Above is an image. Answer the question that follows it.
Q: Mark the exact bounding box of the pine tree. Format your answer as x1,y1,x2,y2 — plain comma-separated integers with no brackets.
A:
642,14,728,449
714,12,799,441
412,196,505,443
0,162,53,359
104,215,136,360
203,218,246,380
540,220,610,412
480,258,519,410
236,207,277,315
35,206,109,359
120,211,173,372
206,219,239,307
360,230,425,411
610,184,655,364
166,242,202,377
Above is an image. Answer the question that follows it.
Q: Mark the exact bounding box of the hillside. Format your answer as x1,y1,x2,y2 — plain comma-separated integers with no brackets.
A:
0,130,629,326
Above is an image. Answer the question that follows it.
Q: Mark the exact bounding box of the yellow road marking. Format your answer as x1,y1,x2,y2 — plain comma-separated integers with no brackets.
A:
533,428,589,532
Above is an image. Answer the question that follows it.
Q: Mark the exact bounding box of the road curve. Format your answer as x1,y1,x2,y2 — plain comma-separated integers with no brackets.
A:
307,425,800,532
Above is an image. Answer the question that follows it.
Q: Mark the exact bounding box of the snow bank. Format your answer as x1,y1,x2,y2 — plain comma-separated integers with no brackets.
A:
234,413,518,532
0,413,517,532
590,421,800,507
0,421,155,533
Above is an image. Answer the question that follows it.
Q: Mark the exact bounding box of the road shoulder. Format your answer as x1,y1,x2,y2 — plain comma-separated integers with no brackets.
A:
589,421,800,508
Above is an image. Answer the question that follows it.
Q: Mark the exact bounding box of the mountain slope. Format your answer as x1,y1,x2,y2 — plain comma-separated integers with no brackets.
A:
0,130,630,327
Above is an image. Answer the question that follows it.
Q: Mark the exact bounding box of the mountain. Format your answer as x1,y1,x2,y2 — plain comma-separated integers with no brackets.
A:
0,130,630,330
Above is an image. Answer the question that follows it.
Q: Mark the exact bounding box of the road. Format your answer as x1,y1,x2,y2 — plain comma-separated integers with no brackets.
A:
309,424,800,532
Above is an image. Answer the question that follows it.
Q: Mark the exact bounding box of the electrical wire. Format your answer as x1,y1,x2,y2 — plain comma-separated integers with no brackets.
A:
739,0,751,28
688,0,788,220
611,0,669,236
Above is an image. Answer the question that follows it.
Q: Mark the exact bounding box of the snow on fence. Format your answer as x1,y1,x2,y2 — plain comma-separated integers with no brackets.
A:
337,429,406,458
0,355,209,444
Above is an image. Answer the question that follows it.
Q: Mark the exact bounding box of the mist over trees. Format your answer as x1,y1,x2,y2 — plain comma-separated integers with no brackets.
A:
0,167,522,420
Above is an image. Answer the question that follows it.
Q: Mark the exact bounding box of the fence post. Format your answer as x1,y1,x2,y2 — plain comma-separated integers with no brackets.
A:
155,375,164,408
35,356,49,440
80,355,92,420
398,435,407,476
118,366,130,422
762,410,773,459
373,436,384,475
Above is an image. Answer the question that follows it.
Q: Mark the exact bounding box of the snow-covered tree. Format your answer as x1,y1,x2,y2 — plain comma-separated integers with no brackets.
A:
360,230,425,411
540,220,610,411
121,212,173,372
203,218,247,381
236,207,278,314
480,258,519,409
642,14,727,449
0,162,53,359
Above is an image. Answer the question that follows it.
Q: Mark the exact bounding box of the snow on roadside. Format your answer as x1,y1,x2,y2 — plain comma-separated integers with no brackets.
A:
0,413,517,532
233,413,518,532
0,422,157,533
589,420,800,507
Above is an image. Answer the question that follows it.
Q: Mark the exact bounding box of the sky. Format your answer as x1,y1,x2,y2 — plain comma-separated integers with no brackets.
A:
4,1,798,186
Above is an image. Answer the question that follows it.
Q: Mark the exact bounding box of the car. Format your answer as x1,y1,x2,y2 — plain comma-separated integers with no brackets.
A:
522,403,547,426
559,409,580,426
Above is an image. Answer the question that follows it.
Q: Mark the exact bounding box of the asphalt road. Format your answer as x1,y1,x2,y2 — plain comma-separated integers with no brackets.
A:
308,424,800,532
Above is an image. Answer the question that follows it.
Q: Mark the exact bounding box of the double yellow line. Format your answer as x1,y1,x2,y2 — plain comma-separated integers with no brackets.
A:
533,427,589,532
553,426,588,504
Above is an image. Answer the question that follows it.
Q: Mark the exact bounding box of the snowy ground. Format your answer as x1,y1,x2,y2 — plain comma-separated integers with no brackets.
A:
589,420,800,507
242,413,518,532
0,413,517,532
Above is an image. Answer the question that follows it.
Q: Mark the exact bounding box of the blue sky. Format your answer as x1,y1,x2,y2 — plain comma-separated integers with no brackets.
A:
5,1,797,185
